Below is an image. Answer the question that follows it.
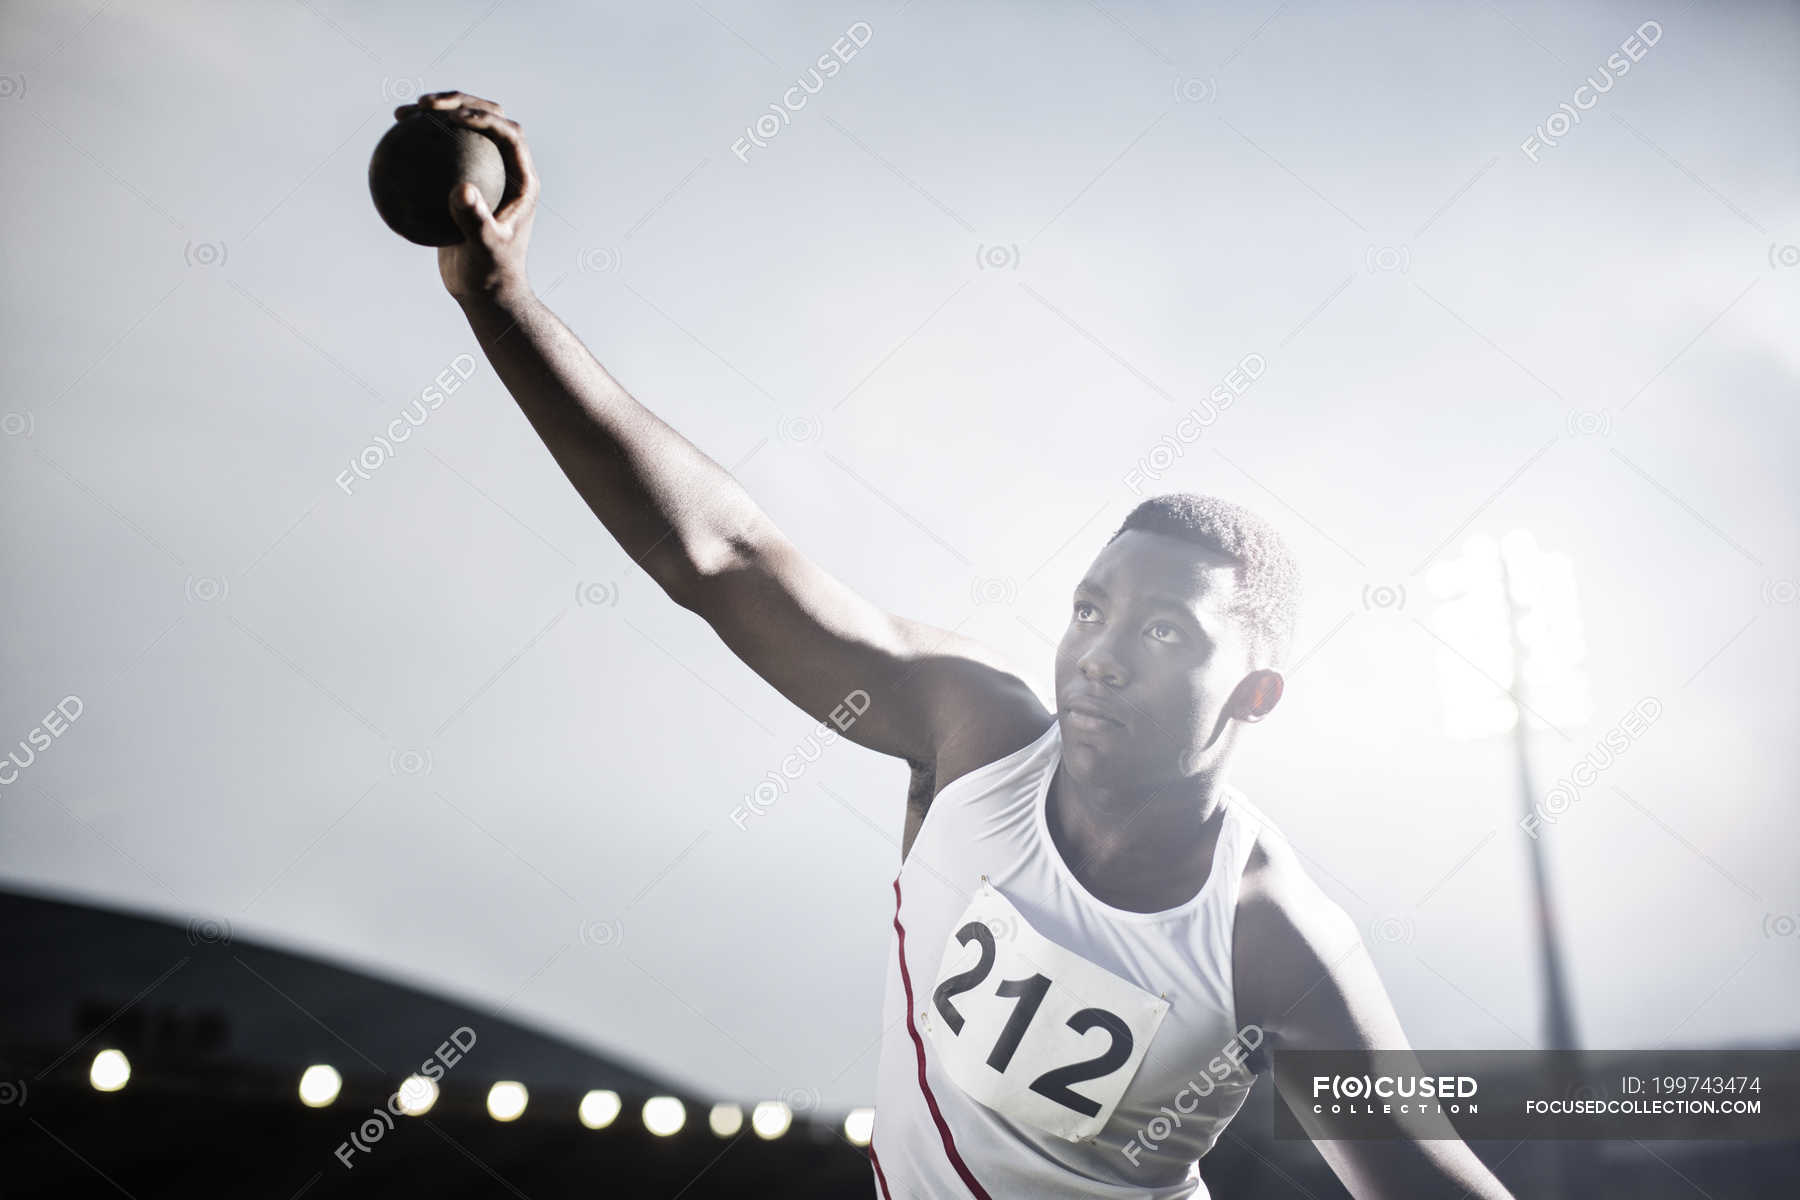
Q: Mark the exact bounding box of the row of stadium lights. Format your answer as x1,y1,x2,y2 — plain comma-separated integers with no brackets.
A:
85,1050,877,1146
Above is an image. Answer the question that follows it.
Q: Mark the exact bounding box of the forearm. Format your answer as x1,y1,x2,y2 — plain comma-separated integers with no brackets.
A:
457,287,771,598
1326,1138,1513,1200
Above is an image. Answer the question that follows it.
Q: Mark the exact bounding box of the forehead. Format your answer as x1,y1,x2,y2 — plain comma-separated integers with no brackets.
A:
1079,529,1241,612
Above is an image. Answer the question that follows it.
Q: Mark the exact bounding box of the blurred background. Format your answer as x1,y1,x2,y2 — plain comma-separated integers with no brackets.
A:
2,0,1796,1195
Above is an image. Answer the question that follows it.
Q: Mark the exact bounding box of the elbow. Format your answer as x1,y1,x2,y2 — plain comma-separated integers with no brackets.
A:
648,524,774,614
645,551,719,613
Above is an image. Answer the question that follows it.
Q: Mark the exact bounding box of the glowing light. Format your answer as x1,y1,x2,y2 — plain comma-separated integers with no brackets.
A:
843,1107,875,1146
643,1095,686,1136
90,1049,130,1092
709,1102,744,1137
578,1089,621,1129
298,1064,342,1107
751,1100,792,1140
1430,531,1590,739
397,1075,438,1115
487,1081,528,1122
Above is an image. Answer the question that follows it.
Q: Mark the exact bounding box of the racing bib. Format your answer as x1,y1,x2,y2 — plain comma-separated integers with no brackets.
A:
921,880,1169,1141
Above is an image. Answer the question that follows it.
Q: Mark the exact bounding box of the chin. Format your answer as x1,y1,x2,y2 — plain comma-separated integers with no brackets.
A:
1059,734,1144,788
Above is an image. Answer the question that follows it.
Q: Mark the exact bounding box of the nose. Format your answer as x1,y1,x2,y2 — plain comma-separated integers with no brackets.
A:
1077,635,1129,689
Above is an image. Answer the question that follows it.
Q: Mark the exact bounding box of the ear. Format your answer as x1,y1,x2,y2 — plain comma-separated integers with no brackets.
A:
1231,669,1284,722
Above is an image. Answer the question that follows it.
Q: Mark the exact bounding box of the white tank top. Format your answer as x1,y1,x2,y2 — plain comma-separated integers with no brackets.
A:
869,720,1265,1199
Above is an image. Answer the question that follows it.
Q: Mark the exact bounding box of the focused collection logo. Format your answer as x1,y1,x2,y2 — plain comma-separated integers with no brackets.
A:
1311,1073,1479,1115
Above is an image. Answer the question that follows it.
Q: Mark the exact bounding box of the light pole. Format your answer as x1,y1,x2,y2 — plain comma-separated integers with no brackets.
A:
1428,530,1588,1052
1429,531,1591,1194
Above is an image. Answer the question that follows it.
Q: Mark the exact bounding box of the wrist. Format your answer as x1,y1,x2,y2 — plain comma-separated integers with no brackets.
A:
455,277,536,318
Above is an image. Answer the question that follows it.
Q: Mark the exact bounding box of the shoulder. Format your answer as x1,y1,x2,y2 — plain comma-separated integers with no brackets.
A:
1236,830,1359,957
890,627,1047,859
916,657,1051,799
900,680,1049,861
876,611,1053,786
1231,827,1369,1040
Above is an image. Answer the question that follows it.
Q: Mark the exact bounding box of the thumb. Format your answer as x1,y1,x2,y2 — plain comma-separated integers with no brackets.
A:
447,182,492,242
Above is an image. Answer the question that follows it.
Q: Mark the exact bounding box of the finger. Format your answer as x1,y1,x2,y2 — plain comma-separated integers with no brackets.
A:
446,181,494,244
447,108,538,225
418,91,502,115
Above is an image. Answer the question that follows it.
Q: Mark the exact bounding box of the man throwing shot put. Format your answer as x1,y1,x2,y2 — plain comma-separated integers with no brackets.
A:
403,91,1512,1200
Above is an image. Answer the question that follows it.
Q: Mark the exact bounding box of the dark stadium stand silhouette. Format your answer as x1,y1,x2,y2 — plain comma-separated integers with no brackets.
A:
3,887,1793,1197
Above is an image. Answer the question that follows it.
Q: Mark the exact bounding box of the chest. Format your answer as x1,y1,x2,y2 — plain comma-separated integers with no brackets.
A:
901,866,1252,1147
1047,818,1224,916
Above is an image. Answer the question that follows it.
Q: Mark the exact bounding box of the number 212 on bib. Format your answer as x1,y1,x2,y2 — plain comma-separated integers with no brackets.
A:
921,881,1170,1142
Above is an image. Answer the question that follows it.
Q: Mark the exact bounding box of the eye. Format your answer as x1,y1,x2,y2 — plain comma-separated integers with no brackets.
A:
1148,621,1183,643
1072,600,1099,622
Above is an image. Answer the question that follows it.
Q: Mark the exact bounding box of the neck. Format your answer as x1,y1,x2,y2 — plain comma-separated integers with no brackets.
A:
1051,762,1229,871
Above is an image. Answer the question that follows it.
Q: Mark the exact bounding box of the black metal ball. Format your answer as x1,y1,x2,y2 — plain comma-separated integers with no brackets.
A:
368,114,506,247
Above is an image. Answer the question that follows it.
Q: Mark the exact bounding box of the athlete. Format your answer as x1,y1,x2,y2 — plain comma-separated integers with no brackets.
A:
406,92,1514,1199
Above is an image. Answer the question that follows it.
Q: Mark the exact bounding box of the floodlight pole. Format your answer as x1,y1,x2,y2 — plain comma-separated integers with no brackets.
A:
1500,550,1583,1197
1500,552,1580,1054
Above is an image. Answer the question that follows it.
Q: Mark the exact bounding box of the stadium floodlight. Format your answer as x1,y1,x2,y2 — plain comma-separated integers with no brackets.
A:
298,1064,342,1108
486,1081,528,1122
579,1089,621,1129
397,1074,438,1115
90,1049,130,1092
1427,531,1591,739
843,1107,875,1146
751,1100,792,1140
709,1102,744,1136
643,1095,686,1136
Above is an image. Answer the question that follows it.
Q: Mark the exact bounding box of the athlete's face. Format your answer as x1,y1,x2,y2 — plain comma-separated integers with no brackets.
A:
1053,530,1282,792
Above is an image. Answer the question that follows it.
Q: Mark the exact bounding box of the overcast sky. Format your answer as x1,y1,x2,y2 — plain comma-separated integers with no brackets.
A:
3,0,1797,1114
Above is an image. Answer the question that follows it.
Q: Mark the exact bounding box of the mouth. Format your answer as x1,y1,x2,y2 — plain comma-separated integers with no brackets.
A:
1062,701,1127,732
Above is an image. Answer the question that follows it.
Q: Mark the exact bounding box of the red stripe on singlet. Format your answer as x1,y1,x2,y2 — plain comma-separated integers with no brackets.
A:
868,1141,894,1198
892,875,993,1199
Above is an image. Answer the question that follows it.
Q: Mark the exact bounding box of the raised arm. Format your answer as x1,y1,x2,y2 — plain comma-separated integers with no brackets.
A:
406,93,1047,778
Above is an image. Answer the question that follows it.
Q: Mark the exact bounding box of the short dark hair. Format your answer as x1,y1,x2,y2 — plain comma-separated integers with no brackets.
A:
1105,492,1301,665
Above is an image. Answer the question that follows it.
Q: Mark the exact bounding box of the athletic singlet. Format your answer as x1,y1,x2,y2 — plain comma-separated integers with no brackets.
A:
868,719,1267,1199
